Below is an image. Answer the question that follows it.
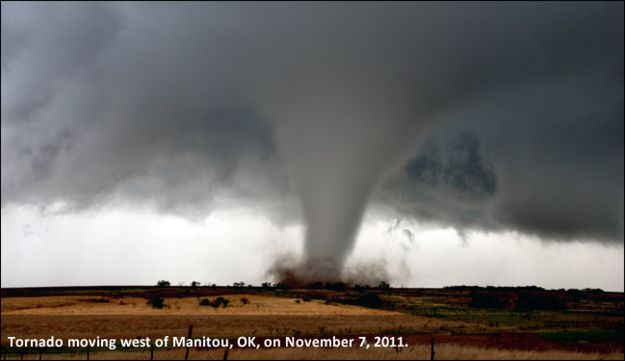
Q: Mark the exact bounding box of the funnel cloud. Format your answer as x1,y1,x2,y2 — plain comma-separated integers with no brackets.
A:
2,3,623,282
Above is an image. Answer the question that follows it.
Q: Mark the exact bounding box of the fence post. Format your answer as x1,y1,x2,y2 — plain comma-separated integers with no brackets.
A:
39,348,42,360
184,324,194,360
150,345,154,360
87,346,90,360
430,336,435,361
223,348,229,360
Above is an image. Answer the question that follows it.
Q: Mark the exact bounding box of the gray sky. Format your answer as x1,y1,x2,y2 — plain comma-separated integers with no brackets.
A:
1,2,623,290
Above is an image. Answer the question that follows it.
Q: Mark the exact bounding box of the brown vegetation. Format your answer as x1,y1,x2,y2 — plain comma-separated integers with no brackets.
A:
1,286,622,360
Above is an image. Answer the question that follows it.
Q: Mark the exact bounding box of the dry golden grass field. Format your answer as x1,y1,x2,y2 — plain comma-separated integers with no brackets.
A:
1,294,398,315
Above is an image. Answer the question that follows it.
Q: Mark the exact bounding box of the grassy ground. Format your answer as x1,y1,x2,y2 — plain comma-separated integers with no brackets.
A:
1,294,399,316
1,286,623,359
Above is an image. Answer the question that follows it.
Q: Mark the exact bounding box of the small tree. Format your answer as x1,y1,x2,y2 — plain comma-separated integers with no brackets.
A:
213,297,231,308
199,298,211,306
190,281,201,288
156,280,171,287
148,296,165,309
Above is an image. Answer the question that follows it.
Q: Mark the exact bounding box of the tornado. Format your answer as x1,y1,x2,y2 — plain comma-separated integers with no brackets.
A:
3,2,621,286
263,79,432,281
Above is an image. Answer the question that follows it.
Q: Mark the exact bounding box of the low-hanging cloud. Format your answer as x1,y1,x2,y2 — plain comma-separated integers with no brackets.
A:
379,76,624,243
2,2,623,275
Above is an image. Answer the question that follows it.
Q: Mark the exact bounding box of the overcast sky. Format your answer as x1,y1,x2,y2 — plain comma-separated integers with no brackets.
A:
1,2,623,290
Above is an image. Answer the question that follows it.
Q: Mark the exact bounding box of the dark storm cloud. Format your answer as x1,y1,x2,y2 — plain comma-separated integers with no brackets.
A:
403,132,497,199
1,2,623,248
380,75,624,243
1,2,289,219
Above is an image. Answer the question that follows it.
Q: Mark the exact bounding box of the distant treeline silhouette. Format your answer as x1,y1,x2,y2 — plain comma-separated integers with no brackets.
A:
444,285,605,293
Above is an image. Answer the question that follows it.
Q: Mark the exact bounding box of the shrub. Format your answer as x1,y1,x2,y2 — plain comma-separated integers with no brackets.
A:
199,298,211,306
156,280,171,287
356,292,383,309
583,288,604,293
212,297,231,308
148,296,165,309
240,297,250,305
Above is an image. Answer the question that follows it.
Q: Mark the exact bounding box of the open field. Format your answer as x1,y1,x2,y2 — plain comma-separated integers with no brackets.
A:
1,286,623,359
1,294,399,316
